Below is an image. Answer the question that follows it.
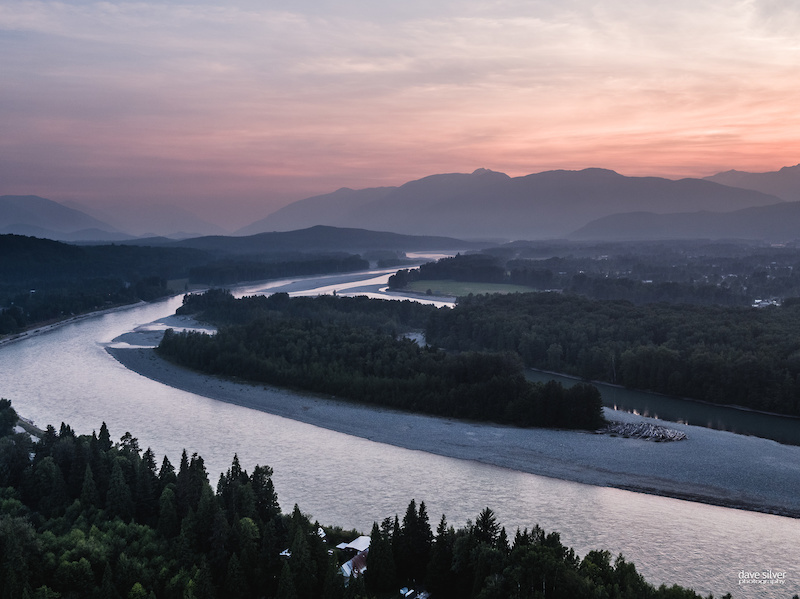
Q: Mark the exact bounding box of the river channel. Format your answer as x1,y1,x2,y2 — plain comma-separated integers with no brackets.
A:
1,268,798,598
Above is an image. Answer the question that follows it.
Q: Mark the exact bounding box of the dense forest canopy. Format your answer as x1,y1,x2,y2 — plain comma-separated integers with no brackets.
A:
160,291,606,430
0,399,731,598
426,292,800,416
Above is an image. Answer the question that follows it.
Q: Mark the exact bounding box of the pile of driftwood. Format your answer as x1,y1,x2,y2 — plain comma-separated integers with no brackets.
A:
599,421,687,442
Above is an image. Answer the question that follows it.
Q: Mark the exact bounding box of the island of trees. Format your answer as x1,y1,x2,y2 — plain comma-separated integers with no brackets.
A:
388,249,800,417
157,290,605,430
0,399,733,598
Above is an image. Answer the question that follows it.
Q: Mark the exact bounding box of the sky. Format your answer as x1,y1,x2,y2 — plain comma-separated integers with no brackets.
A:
2,0,800,231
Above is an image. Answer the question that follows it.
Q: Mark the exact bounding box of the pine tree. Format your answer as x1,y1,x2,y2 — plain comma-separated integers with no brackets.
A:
158,455,177,490
157,486,180,538
426,514,455,595
80,464,99,509
276,561,298,599
474,507,499,546
225,553,249,599
106,460,134,521
98,422,112,452
288,527,317,599
365,521,395,593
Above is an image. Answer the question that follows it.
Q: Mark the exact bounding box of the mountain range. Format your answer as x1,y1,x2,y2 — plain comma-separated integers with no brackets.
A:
4,164,800,243
0,195,228,242
241,167,790,241
0,195,127,241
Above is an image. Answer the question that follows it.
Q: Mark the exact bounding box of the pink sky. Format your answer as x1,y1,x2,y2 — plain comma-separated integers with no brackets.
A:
2,0,799,231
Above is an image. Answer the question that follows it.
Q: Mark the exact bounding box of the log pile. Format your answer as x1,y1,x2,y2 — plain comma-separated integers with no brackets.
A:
598,421,687,442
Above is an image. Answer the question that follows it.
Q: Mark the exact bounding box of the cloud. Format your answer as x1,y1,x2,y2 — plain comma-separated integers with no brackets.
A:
1,0,799,227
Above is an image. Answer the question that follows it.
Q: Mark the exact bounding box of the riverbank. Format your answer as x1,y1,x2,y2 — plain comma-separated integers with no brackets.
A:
107,334,800,519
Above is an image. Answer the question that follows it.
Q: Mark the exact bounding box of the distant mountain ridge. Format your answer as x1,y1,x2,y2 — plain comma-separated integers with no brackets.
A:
570,201,800,242
0,195,123,240
241,168,783,240
704,164,800,202
163,225,485,254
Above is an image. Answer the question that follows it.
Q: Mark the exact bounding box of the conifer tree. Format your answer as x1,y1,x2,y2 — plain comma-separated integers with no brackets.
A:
80,464,99,509
365,521,395,593
157,486,180,538
276,561,298,599
98,422,112,452
106,460,134,521
158,455,177,490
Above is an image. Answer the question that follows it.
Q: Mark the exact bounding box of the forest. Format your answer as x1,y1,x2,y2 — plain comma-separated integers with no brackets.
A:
383,247,800,416
0,235,370,336
0,399,732,599
425,292,800,416
159,291,605,430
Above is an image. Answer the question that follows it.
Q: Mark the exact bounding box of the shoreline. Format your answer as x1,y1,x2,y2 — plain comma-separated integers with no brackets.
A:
528,367,800,422
107,342,800,519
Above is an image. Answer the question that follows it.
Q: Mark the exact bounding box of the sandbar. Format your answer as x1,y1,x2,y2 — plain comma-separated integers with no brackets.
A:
107,323,800,519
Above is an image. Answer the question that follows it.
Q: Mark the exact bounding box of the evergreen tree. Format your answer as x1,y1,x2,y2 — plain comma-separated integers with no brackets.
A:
474,507,499,546
158,455,177,490
288,527,317,599
157,486,180,538
426,514,456,596
0,398,18,438
251,464,280,524
224,553,249,599
29,456,68,518
106,459,134,521
276,561,298,599
98,422,112,452
321,554,346,599
365,521,395,593
80,463,99,509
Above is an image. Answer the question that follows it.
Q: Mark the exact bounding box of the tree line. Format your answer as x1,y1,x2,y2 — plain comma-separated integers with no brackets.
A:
0,234,370,336
0,399,731,599
388,241,800,306
161,291,606,430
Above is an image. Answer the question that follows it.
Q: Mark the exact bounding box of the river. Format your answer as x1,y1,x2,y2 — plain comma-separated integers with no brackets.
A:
1,268,798,598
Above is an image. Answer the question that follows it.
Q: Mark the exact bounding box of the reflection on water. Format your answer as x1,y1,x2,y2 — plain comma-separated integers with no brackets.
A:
526,370,800,446
1,272,799,598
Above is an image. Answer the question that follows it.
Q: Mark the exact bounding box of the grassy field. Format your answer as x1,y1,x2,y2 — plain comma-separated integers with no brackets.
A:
404,279,534,297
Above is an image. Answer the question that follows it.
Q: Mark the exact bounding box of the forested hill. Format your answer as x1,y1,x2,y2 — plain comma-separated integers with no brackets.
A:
0,235,211,335
0,398,724,598
163,225,485,254
0,235,369,336
158,290,606,430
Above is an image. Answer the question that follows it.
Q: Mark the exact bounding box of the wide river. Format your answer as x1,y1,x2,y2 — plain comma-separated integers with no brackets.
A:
1,267,798,598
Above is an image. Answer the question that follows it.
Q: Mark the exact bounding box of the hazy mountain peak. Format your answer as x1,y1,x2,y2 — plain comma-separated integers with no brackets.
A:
705,163,800,202
470,168,509,178
0,195,117,236
239,166,785,240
